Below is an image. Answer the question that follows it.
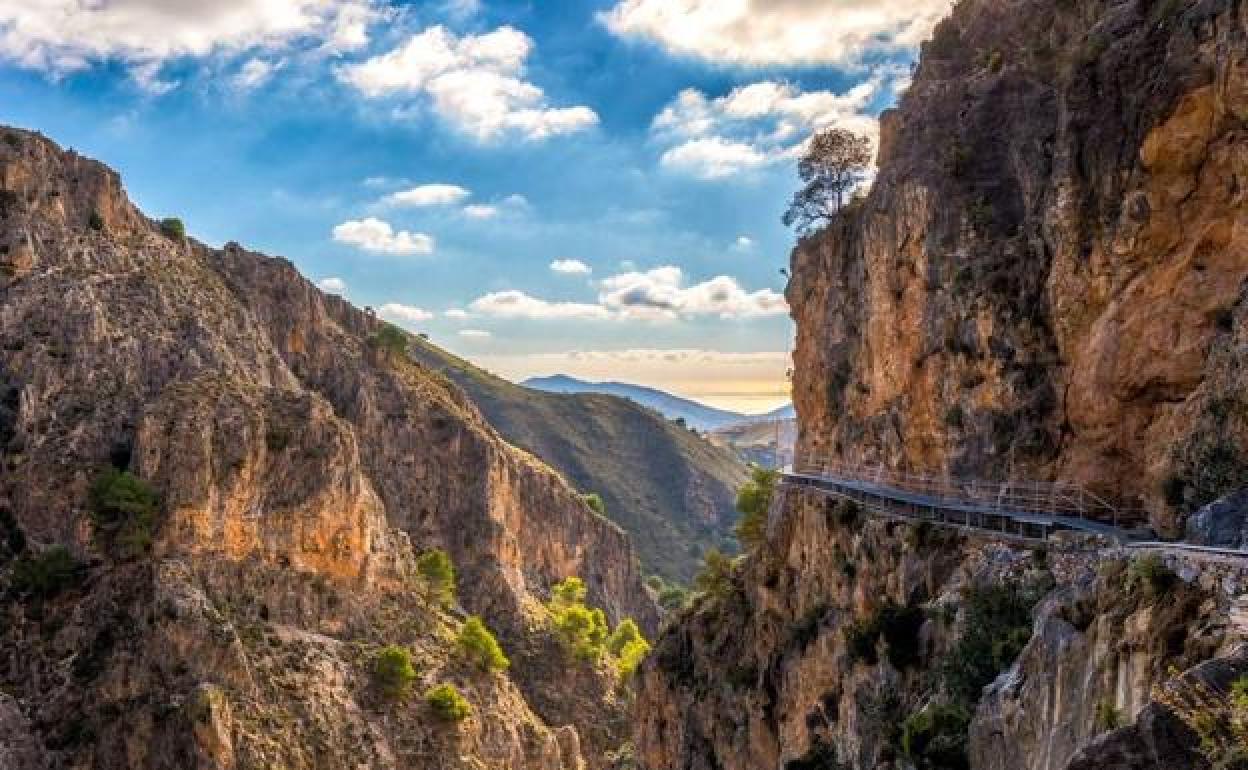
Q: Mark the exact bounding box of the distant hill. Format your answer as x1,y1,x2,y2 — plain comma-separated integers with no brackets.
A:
523,374,791,432
410,353,749,583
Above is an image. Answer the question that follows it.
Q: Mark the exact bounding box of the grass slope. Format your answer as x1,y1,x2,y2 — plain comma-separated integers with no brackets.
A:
409,340,747,583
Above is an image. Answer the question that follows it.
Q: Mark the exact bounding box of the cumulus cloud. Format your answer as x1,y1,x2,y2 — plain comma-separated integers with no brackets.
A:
0,0,380,85
444,308,471,320
339,25,598,141
378,303,433,327
550,259,592,275
332,217,434,255
316,276,347,294
469,290,611,321
653,79,884,179
384,183,470,207
232,57,281,90
599,0,952,67
468,266,786,322
462,203,498,220
458,328,492,339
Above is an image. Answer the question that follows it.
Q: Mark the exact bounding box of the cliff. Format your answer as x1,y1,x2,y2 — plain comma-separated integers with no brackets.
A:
637,1,1248,768
407,343,747,584
0,126,654,769
787,0,1248,536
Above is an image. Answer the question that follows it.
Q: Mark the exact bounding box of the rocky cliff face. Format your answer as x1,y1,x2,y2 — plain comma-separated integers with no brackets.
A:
0,127,654,769
788,0,1248,536
637,1,1248,768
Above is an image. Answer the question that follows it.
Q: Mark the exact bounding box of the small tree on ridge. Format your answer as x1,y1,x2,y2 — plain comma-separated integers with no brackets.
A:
783,127,874,235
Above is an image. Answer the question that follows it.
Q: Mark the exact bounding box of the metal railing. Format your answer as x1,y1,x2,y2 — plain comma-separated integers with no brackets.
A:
792,456,1130,525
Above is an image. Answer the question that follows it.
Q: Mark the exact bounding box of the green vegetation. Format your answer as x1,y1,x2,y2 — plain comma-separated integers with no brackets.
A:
1095,699,1123,732
842,601,926,669
734,466,778,550
1125,553,1177,600
416,549,455,605
606,618,652,678
88,468,158,560
693,548,736,601
458,616,509,672
11,546,82,598
373,645,417,699
783,126,874,234
547,576,651,677
426,683,471,722
87,210,104,231
940,582,1037,702
159,217,186,240
369,323,409,361
658,584,689,611
901,703,972,770
582,493,606,516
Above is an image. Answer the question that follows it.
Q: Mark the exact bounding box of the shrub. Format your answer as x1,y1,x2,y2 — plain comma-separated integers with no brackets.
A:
693,549,736,601
605,618,652,678
159,217,186,240
417,549,455,604
11,545,82,598
1095,699,1122,732
458,616,509,671
582,493,606,517
426,683,471,722
87,211,104,231
552,576,587,606
940,582,1037,702
944,404,965,429
844,617,880,666
901,703,971,769
88,468,158,559
1126,553,1177,600
373,645,417,699
658,584,689,611
552,602,610,662
369,323,409,361
734,466,778,550
878,602,926,669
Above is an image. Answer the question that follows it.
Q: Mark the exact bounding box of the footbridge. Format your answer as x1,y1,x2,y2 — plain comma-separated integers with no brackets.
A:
782,460,1148,546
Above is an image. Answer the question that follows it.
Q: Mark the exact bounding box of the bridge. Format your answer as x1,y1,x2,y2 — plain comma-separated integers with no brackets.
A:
780,460,1248,561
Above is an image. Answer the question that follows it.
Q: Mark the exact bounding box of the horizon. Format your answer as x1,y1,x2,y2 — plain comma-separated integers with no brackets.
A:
0,0,951,410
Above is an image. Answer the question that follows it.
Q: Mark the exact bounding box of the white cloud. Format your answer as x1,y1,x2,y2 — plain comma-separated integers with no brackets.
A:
0,0,380,83
599,266,787,319
659,137,768,179
339,25,598,141
332,217,435,255
462,203,499,220
378,302,433,325
735,235,754,249
384,183,470,207
652,79,885,179
458,329,492,339
232,57,280,90
468,266,787,322
469,290,611,321
445,308,471,320
600,0,952,67
550,259,592,275
316,276,347,294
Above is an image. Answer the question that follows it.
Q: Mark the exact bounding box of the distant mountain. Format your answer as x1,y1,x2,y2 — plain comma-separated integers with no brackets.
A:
410,358,748,583
522,374,790,432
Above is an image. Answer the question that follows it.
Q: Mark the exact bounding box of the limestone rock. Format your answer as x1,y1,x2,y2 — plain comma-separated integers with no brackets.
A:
1186,488,1248,548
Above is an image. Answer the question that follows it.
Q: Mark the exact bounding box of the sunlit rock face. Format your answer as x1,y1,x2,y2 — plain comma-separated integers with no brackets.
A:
0,126,653,769
637,2,1248,769
787,0,1248,537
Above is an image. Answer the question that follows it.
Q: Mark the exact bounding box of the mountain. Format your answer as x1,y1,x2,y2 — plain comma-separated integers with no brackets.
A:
411,356,748,583
0,127,652,769
639,2,1248,770
522,374,790,432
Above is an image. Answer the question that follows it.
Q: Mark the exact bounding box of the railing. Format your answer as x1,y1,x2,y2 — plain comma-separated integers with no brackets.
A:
793,456,1132,525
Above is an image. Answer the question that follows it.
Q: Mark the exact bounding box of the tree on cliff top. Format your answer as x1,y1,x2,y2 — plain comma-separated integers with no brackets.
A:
783,127,873,234
734,465,778,550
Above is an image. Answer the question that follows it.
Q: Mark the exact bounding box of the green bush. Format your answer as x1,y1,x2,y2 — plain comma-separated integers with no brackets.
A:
89,468,158,559
606,618,651,678
11,545,82,598
373,645,417,699
1095,699,1122,732
426,683,471,722
940,582,1037,702
1126,553,1177,600
552,576,587,605
552,602,609,662
693,549,736,601
369,323,409,360
901,703,971,769
658,584,688,611
458,616,509,671
734,466,778,550
582,493,606,516
87,211,104,231
417,549,455,604
159,217,186,240
878,602,926,669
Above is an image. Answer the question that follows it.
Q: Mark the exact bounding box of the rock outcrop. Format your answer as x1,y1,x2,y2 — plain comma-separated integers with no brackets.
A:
0,127,653,769
787,0,1248,536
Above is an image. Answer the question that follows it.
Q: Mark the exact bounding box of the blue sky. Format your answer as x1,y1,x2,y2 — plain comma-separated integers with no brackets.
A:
0,0,950,412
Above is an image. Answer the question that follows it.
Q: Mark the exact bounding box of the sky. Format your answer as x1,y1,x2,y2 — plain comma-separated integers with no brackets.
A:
0,0,951,413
